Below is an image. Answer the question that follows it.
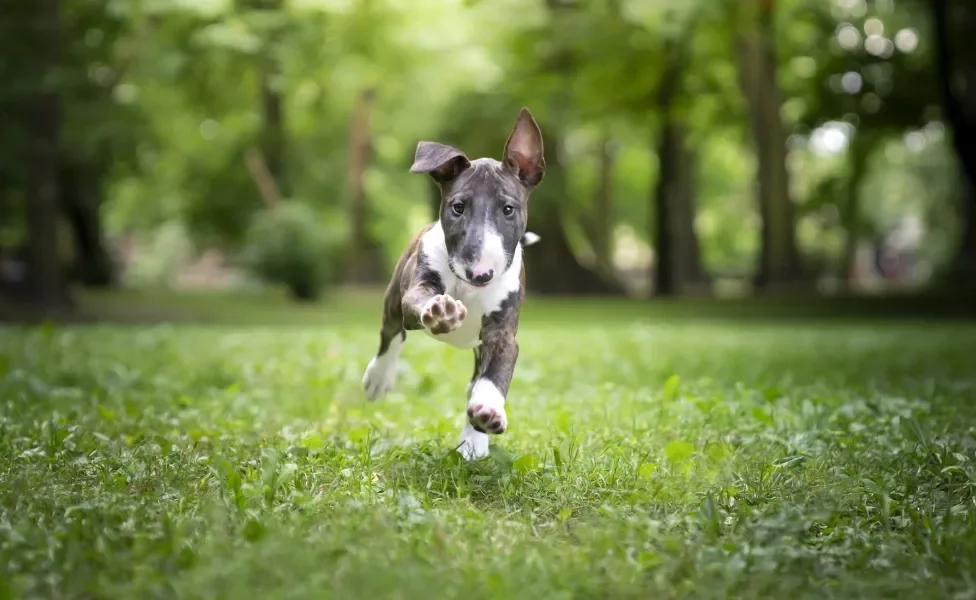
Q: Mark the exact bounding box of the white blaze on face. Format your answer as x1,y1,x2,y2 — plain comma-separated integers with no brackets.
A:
470,226,507,281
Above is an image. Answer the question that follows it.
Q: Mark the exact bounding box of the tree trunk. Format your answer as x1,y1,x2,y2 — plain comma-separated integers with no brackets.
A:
654,123,676,297
25,0,70,309
736,0,802,291
61,161,114,287
260,69,286,197
652,39,708,297
932,0,976,288
590,136,616,278
343,88,385,284
654,121,707,296
673,132,706,290
255,0,287,197
842,136,871,287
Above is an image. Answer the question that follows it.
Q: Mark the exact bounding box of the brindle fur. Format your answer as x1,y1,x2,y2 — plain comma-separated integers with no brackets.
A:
376,225,526,412
367,107,545,441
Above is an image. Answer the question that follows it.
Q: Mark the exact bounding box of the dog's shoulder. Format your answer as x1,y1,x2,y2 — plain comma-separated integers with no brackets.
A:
390,222,443,289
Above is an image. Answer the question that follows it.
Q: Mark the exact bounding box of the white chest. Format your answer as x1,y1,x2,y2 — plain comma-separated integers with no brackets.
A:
418,222,522,351
423,279,488,349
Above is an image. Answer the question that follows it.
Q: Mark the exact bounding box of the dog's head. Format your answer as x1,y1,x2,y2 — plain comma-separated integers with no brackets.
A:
410,108,545,287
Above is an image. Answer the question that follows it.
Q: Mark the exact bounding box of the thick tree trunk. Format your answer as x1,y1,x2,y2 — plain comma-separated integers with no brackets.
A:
932,0,976,287
25,0,70,308
654,122,707,296
343,88,385,284
736,0,802,290
654,125,676,296
61,162,114,286
653,39,708,298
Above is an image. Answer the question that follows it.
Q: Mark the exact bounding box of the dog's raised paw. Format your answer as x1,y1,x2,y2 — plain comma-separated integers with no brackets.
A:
362,355,397,401
421,294,467,335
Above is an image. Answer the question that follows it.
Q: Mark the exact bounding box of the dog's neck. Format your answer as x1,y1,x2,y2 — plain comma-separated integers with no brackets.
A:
420,220,522,315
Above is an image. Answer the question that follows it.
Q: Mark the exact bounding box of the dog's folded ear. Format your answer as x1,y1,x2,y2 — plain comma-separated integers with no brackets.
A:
503,108,546,189
410,141,471,183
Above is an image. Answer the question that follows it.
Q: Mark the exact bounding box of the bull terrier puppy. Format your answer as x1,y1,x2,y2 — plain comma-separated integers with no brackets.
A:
361,108,546,460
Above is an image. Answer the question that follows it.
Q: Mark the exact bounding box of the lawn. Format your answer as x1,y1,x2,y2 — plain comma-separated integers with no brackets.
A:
2,292,976,599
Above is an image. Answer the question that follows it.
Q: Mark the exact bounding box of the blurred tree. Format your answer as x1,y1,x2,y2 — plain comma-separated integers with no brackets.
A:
236,0,289,196
653,33,707,297
26,0,71,307
735,0,803,290
590,135,617,279
791,0,938,284
932,0,976,287
344,87,384,283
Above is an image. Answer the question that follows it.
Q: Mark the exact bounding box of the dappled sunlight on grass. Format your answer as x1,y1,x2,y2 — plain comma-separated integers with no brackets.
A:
2,305,976,598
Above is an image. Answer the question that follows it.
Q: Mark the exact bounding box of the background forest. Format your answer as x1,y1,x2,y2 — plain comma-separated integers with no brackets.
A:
3,0,976,308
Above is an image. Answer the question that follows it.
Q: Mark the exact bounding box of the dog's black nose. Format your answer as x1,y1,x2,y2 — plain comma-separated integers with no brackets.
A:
465,268,494,285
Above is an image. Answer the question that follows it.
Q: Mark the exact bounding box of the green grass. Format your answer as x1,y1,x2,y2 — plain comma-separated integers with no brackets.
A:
3,294,976,599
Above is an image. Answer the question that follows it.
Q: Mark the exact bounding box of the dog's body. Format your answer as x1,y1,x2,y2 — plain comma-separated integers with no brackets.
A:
361,108,546,460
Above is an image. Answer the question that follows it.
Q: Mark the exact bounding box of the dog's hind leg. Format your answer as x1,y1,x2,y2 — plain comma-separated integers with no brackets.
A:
458,346,490,460
362,282,407,402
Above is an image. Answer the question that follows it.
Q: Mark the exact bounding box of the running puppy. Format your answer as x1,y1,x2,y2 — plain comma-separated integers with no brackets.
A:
361,107,546,460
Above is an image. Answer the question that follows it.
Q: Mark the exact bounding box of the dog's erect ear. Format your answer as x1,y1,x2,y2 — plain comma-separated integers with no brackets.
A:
410,141,471,183
503,107,545,189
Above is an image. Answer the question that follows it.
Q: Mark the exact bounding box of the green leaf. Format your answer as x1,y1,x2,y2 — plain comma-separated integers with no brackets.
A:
242,518,266,543
751,407,774,426
513,454,540,475
662,374,681,402
262,448,280,488
773,455,805,469
489,445,514,470
638,462,657,479
899,417,926,446
153,435,172,456
558,507,572,522
301,434,324,450
97,405,116,422
705,443,727,463
664,441,694,464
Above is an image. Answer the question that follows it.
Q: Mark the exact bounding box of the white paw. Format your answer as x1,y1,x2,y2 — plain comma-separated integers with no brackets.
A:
362,355,397,402
467,379,507,435
457,422,490,460
421,294,467,335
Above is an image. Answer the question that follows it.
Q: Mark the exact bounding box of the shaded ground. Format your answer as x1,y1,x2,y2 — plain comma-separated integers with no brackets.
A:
2,293,976,598
3,286,976,326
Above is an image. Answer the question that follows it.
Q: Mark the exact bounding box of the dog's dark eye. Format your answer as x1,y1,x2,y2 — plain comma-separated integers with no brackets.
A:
502,205,515,216
452,202,464,216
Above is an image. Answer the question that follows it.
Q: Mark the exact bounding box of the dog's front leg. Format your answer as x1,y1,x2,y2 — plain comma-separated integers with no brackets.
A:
363,277,468,401
401,284,467,335
458,327,518,460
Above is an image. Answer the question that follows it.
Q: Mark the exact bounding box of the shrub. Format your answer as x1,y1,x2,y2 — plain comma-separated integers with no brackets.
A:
241,201,343,301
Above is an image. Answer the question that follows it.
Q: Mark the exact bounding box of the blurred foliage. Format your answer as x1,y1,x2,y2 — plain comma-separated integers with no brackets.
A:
0,0,966,292
240,201,345,300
